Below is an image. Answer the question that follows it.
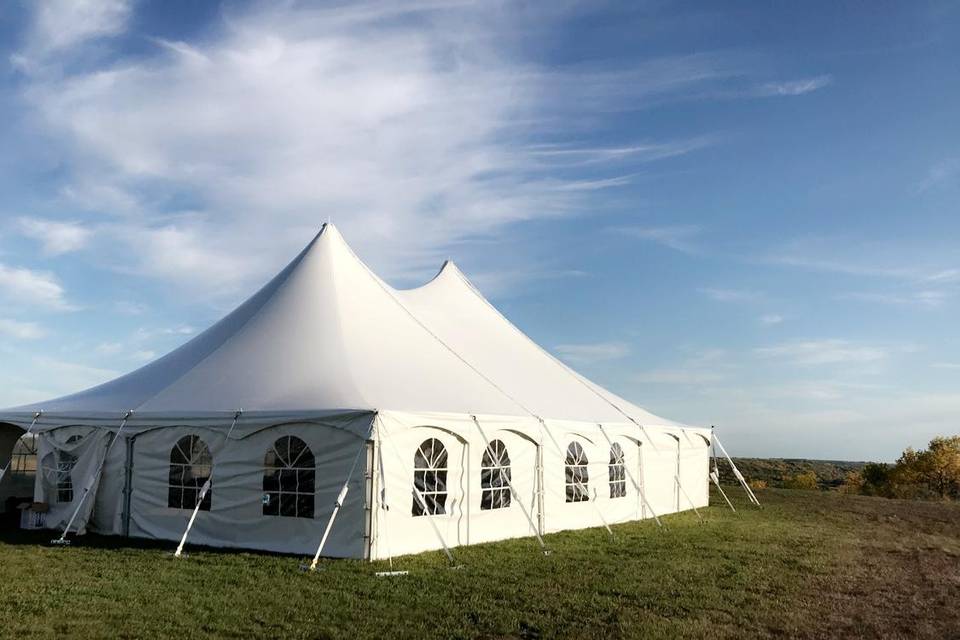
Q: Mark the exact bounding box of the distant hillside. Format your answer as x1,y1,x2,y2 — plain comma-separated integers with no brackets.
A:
719,458,869,490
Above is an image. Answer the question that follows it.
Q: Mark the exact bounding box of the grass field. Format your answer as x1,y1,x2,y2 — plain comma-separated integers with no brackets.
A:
1,488,958,639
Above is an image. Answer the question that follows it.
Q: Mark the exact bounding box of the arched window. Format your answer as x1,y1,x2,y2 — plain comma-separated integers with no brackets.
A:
565,441,589,503
481,440,511,510
263,436,315,518
169,436,213,511
412,438,447,516
609,443,626,498
56,435,84,503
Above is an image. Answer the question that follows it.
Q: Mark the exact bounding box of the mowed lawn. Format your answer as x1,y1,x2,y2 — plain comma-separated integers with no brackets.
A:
1,488,958,639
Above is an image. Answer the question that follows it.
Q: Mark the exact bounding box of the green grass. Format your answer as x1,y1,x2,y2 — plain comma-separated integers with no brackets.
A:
2,488,958,639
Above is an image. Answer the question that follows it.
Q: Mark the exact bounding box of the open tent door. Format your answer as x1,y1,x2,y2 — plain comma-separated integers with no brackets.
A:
35,428,112,535
0,422,29,521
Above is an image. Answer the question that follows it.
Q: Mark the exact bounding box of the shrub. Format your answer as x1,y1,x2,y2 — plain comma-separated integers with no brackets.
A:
783,471,818,491
748,479,767,491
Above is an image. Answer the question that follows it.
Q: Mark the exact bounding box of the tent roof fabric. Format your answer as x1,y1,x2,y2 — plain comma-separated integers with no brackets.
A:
1,225,685,428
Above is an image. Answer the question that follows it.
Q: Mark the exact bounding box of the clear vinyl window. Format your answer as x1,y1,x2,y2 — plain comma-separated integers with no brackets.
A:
480,439,511,510
609,443,627,499
169,435,213,511
412,438,448,516
263,436,315,518
565,441,589,503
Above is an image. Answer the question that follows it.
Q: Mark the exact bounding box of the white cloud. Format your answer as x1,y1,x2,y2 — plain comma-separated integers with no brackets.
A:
12,2,742,298
754,339,888,366
759,75,832,97
13,0,131,69
0,318,46,340
0,263,75,310
699,287,762,302
131,349,157,362
759,314,784,325
555,341,630,364
615,225,702,253
932,362,960,370
17,217,93,255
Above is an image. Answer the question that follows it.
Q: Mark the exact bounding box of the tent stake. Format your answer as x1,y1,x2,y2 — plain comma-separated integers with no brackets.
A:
54,410,133,545
0,411,42,486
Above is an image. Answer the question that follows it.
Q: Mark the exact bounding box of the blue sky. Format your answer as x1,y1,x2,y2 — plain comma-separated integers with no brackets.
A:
0,1,958,460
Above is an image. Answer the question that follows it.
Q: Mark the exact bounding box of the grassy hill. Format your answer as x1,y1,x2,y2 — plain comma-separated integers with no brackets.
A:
1,487,958,639
721,458,868,489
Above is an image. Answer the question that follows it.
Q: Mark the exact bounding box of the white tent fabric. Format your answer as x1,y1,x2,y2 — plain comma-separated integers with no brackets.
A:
0,224,710,558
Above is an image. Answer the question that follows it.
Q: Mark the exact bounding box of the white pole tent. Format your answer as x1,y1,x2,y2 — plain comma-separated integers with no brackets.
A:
0,224,714,559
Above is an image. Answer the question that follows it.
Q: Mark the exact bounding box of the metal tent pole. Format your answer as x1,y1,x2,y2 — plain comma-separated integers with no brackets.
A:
714,433,761,507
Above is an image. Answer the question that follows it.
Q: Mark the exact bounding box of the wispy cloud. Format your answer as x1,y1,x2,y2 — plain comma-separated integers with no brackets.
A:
0,318,46,340
758,74,833,97
699,287,762,302
10,3,740,299
759,314,784,325
17,217,93,256
917,158,960,192
754,339,889,366
614,225,702,253
527,137,716,166
555,341,630,364
0,263,75,311
841,290,949,309
932,362,960,370
12,0,131,69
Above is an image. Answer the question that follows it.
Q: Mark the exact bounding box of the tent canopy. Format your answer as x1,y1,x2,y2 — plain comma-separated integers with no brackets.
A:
0,225,684,429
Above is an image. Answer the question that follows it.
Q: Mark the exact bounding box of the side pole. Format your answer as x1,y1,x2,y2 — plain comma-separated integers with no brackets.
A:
174,409,242,558
0,411,42,485
305,439,368,571
714,434,761,507
54,410,133,545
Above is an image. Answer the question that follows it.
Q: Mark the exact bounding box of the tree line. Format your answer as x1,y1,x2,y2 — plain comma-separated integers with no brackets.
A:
723,436,960,500
847,436,960,500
